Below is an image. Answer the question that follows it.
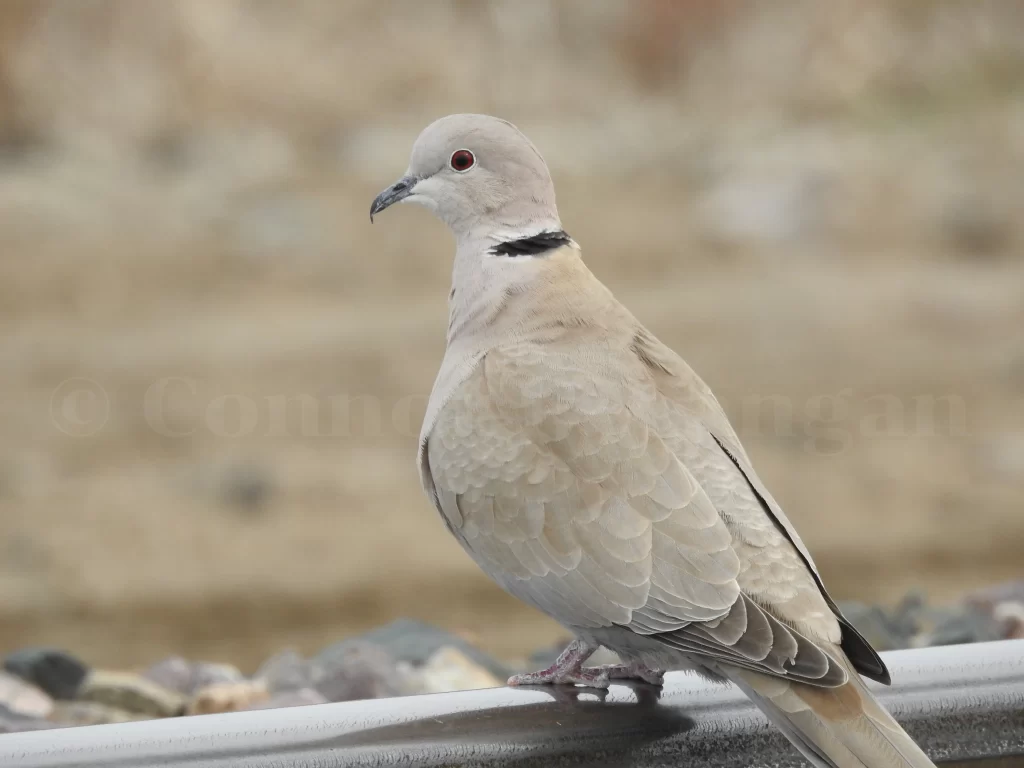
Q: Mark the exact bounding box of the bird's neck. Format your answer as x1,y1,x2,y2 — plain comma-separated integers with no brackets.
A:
445,229,621,351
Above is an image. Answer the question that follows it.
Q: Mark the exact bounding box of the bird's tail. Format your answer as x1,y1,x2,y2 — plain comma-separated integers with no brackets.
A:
720,656,936,768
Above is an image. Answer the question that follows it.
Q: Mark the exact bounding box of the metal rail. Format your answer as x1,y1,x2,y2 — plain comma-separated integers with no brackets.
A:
1,640,1021,767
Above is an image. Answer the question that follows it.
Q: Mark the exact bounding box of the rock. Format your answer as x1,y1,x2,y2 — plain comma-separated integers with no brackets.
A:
837,600,916,651
141,657,193,695
50,700,148,726
887,592,929,642
313,641,409,702
965,581,1024,641
255,648,315,693
0,704,56,733
837,591,1011,650
965,580,1024,609
916,605,1004,647
187,681,269,715
921,613,999,646
413,647,503,694
318,619,510,680
78,670,186,718
246,688,327,710
994,602,1024,640
0,671,53,719
256,644,409,703
143,657,244,696
3,648,89,700
191,662,245,692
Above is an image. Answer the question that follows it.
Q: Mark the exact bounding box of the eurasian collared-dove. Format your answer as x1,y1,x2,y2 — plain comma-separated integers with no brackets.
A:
370,114,935,768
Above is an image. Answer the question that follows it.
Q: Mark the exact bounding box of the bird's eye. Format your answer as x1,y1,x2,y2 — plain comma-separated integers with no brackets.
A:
449,149,475,172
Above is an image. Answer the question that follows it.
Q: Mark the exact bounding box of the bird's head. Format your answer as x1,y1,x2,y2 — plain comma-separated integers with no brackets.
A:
370,114,561,240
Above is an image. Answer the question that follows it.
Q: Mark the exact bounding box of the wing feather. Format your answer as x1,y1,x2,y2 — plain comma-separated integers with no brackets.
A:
422,343,857,687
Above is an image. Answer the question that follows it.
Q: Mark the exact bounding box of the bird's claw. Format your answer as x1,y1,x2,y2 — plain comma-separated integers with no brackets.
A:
506,638,663,689
508,666,610,688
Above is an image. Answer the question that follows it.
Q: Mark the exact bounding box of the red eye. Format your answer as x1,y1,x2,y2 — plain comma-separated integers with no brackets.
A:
449,149,475,172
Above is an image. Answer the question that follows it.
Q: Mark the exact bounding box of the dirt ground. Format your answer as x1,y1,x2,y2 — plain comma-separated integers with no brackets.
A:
1,1,1022,671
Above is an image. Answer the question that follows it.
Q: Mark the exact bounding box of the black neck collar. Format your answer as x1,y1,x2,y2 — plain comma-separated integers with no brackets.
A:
489,230,572,257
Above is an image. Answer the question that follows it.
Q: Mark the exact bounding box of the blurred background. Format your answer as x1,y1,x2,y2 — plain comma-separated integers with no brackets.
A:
1,0,1022,675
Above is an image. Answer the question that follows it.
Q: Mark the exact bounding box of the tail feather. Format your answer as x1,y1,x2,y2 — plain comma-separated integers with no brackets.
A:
720,657,936,768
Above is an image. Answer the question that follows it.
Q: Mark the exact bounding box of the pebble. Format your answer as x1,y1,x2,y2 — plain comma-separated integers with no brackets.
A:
965,580,1024,611
918,606,1005,647
887,592,930,641
993,602,1024,640
141,656,192,694
412,647,503,694
187,681,269,715
255,648,315,693
839,590,1014,650
193,662,246,691
0,704,56,733
838,600,916,651
964,582,1024,641
317,618,510,680
313,641,409,702
0,671,53,719
6,584,1019,725
3,648,89,700
247,688,327,710
143,657,244,696
255,644,409,702
78,670,186,718
50,700,149,726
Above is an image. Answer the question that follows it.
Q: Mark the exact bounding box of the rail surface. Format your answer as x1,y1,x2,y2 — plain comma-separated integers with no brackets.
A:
1,639,1022,767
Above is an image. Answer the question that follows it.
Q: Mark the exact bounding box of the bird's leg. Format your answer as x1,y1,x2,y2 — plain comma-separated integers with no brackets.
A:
507,638,609,688
593,661,665,686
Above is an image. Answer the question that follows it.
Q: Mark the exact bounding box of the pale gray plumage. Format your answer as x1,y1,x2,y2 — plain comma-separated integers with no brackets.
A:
371,113,935,768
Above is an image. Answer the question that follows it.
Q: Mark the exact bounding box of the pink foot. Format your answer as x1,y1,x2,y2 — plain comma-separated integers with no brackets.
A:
508,665,610,688
507,638,610,688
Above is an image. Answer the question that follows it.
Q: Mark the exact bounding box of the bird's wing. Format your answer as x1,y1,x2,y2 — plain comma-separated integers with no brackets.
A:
423,341,846,686
631,328,889,683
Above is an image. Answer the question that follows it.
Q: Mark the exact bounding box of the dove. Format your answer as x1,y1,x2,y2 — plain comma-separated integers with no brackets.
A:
370,114,936,768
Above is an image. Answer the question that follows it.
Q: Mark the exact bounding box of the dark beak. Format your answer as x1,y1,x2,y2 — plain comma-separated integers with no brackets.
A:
370,176,418,222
